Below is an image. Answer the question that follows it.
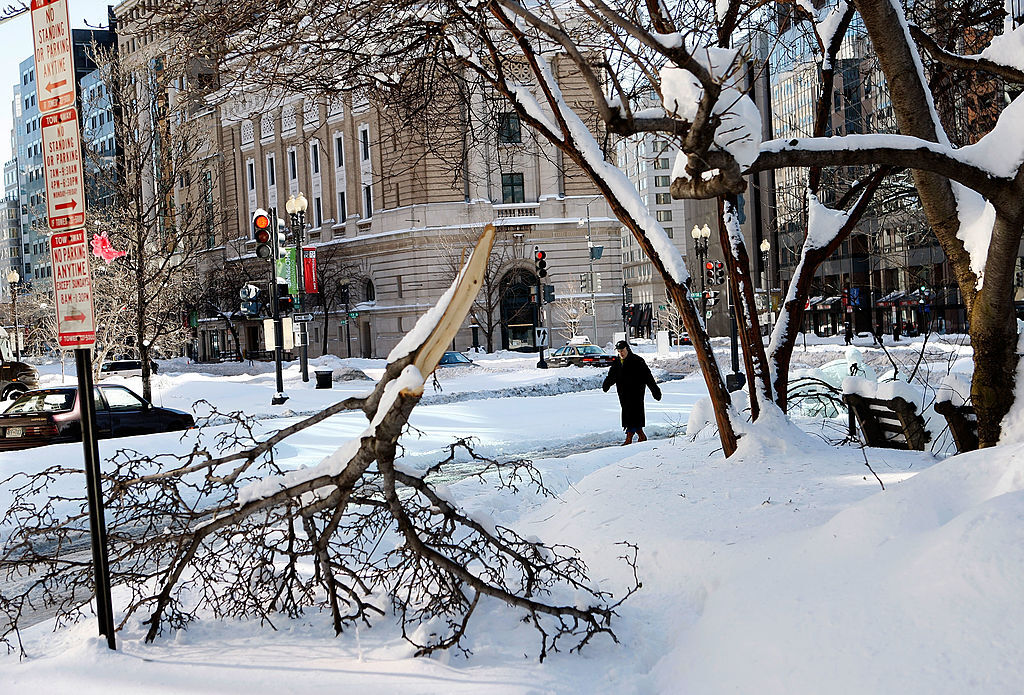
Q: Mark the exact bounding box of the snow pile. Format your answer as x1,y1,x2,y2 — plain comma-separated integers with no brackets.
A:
655,443,1024,694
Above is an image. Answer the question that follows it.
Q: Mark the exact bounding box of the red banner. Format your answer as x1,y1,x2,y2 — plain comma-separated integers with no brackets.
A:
302,246,318,294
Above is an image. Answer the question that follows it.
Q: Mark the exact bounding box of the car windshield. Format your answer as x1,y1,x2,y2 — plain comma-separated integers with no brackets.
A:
579,346,605,355
4,391,75,414
442,352,471,364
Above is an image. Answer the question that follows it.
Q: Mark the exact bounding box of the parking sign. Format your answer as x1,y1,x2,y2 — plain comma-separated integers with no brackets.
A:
51,229,96,347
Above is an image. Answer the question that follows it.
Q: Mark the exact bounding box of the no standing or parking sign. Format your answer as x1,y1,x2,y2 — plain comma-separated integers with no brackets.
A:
31,0,76,114
50,229,96,347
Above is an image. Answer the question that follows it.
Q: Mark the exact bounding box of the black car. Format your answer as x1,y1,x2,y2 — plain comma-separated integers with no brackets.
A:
547,343,616,368
0,385,194,451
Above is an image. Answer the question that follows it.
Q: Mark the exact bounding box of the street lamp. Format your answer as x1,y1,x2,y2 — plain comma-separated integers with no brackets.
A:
285,193,309,382
6,269,20,361
578,202,603,342
691,223,711,321
760,238,772,334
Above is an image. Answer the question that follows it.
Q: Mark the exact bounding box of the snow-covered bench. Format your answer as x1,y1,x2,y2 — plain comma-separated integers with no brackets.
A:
933,401,978,453
842,377,930,451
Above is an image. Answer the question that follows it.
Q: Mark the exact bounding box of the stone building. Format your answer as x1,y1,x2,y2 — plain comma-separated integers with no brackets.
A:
198,78,626,360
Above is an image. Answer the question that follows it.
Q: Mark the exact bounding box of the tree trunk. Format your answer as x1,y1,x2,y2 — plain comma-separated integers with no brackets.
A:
969,213,1022,446
718,196,773,418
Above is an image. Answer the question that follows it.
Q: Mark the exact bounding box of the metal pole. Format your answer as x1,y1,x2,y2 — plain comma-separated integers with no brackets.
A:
12,287,19,361
537,277,548,368
75,348,116,650
698,244,707,322
292,212,309,383
587,213,598,342
344,296,352,358
269,206,288,405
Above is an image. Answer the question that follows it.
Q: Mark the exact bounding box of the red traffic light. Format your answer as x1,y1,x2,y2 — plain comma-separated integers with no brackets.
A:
535,249,546,261
705,261,715,270
253,213,271,230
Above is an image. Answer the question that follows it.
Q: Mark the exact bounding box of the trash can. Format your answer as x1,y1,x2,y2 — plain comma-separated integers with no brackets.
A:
314,370,334,389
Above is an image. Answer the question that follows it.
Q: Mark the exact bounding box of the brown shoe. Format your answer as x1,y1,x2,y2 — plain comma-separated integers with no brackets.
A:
621,432,634,446
637,430,647,442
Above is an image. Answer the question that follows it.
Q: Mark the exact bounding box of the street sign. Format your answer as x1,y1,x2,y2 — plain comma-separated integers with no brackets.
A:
41,107,85,230
293,313,314,323
51,228,96,347
535,326,549,347
348,311,359,318
31,0,76,114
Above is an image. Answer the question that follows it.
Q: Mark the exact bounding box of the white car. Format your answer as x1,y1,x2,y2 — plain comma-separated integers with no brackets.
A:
99,359,148,379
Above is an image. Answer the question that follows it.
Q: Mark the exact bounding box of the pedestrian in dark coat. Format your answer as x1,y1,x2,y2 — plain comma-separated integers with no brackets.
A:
603,340,662,445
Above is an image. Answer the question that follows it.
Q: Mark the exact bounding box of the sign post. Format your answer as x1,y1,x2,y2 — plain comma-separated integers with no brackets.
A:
34,0,116,651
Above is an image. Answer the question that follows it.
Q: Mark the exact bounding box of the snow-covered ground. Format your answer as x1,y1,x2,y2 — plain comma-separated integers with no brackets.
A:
2,335,1021,694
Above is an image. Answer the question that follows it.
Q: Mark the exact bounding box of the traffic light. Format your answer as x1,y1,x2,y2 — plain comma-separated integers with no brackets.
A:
274,219,288,259
339,284,350,306
543,284,555,303
278,295,294,313
713,260,725,286
534,247,547,278
252,209,273,259
704,260,715,286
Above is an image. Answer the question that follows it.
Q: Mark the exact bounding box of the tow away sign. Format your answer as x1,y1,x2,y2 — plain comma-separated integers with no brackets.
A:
51,229,96,347
31,0,76,114
41,107,85,230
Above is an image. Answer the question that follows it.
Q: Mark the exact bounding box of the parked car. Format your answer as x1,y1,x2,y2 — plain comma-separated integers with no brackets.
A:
0,326,38,401
438,351,475,367
547,343,616,368
0,385,194,451
99,359,158,379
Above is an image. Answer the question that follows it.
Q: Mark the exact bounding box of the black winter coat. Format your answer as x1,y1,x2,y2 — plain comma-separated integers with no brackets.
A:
602,352,661,429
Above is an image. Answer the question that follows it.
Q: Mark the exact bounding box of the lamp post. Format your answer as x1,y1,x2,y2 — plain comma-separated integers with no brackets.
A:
578,200,602,342
760,238,772,336
691,223,711,321
285,193,309,382
6,269,20,361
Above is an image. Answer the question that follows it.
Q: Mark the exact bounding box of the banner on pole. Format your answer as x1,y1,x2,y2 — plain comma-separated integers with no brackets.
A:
302,246,318,294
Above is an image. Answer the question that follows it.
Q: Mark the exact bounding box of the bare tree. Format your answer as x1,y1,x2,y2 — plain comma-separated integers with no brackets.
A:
551,284,591,343
146,0,1024,450
438,227,522,353
80,43,222,400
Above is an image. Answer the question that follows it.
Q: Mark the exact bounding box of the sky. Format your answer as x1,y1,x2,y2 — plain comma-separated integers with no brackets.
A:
0,0,114,170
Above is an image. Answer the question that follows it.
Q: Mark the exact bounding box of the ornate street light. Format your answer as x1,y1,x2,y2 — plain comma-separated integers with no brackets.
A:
6,269,20,361
285,193,310,382
691,223,711,320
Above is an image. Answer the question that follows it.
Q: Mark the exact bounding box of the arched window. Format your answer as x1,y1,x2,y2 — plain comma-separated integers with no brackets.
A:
364,279,375,302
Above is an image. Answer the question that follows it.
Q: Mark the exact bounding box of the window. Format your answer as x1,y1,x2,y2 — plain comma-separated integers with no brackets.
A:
103,386,146,411
313,196,322,226
656,210,672,222
266,155,276,186
501,172,525,203
288,150,297,180
247,161,255,190
654,175,671,187
365,279,375,301
363,184,373,217
335,135,344,167
337,191,347,220
664,227,673,238
498,112,521,143
360,127,370,160
311,142,320,174
654,157,671,169
655,193,672,205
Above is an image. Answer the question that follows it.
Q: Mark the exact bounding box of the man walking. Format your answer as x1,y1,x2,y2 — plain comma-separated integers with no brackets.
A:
603,340,662,445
